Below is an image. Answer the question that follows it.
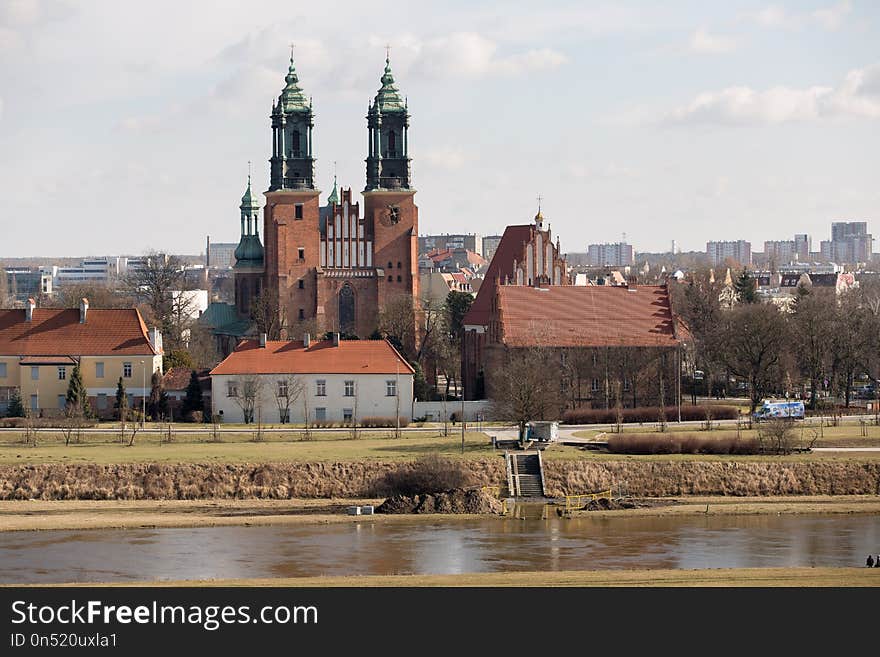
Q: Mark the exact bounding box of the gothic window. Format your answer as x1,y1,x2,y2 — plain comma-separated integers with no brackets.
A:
387,276,392,282
397,261,401,269
339,284,355,334
299,308,304,320
397,275,402,282
388,262,393,269
298,280,304,289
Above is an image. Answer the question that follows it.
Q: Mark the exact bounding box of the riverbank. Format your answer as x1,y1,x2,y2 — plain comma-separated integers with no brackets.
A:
1,495,878,532
12,568,880,587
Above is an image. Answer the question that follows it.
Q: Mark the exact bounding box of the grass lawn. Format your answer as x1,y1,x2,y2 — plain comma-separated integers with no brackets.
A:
0,430,498,464
570,423,880,448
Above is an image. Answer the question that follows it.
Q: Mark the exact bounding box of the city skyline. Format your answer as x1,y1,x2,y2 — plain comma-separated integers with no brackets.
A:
1,1,878,257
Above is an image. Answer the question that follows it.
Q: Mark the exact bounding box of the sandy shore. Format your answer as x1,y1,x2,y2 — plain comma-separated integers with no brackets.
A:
0,495,878,532
9,567,879,588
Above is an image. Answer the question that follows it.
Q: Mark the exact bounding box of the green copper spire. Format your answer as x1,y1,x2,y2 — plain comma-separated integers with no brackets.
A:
373,55,405,112
278,49,309,112
327,174,339,205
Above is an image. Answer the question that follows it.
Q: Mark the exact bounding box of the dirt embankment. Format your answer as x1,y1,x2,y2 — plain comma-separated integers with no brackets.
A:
377,489,503,514
0,459,878,500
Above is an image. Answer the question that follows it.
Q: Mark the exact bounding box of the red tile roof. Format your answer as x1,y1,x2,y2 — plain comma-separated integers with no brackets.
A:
496,285,680,348
162,367,211,392
0,308,159,356
210,339,415,376
463,225,534,327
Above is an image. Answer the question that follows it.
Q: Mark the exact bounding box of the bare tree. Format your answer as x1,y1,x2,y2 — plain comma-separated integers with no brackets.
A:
377,293,417,361
124,252,189,350
713,303,789,414
250,290,287,340
486,345,566,440
301,389,313,441
790,290,834,410
232,376,264,424
273,374,304,424
347,381,360,440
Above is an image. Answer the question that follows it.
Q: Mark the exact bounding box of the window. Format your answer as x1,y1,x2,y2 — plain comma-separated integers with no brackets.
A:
31,366,39,381
315,407,326,421
123,362,132,378
298,247,305,260
97,393,107,410
386,380,397,397
397,261,402,269
227,381,238,398
277,380,289,398
295,203,304,219
58,395,66,410
623,378,631,391
397,275,402,282
127,393,134,408
388,130,396,154
299,308,305,320
343,408,353,424
316,380,326,396
0,363,6,378
30,394,38,412
591,379,600,392
298,279,304,289
292,130,301,155
95,362,104,379
344,380,355,397
387,276,392,282
388,262,393,269
58,366,66,381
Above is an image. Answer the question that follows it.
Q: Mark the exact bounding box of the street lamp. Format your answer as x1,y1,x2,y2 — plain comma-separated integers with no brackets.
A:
140,360,146,428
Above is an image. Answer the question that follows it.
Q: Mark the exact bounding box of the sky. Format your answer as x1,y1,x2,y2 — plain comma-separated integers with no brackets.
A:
0,0,878,258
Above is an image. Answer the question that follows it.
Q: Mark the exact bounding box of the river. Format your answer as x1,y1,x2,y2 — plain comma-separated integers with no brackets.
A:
1,513,878,583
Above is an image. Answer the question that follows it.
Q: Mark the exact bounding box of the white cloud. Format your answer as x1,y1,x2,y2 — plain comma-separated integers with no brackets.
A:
689,27,737,54
397,32,567,80
745,2,851,31
812,0,852,30
661,63,880,125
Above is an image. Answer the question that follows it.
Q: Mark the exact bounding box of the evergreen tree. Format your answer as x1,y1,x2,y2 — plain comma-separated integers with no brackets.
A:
146,371,169,420
64,364,90,418
114,377,128,421
6,388,24,418
410,361,430,401
733,269,758,304
182,370,204,416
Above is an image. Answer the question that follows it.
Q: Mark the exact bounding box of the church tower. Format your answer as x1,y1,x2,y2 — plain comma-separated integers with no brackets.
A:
363,55,419,313
233,172,264,316
263,52,321,329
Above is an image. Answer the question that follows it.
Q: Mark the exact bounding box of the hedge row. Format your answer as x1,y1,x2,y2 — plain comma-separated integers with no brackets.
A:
607,433,758,455
561,405,739,425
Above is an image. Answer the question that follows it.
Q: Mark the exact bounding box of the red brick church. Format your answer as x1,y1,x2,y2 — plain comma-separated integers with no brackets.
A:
230,52,418,339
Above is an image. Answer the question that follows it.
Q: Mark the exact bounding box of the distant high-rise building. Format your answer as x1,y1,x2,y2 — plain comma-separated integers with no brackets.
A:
706,240,751,267
764,240,795,265
419,233,483,257
587,242,634,267
793,234,811,261
482,235,503,263
825,221,872,263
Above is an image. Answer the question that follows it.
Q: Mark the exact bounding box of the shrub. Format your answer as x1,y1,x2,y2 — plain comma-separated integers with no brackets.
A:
374,455,473,496
360,416,410,428
184,410,203,424
607,432,759,455
562,405,738,424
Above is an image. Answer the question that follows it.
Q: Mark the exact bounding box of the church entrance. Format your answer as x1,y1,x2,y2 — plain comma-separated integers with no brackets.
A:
339,283,355,334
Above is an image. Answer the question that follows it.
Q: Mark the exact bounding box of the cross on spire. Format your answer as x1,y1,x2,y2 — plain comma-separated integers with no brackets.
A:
289,42,295,61
536,194,543,213
385,43,391,61
247,160,252,183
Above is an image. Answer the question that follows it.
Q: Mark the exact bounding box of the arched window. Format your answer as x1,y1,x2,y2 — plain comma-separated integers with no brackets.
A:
292,130,301,155
388,130,396,155
339,284,355,334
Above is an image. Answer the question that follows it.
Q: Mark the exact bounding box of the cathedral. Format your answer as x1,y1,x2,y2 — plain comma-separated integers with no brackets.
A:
231,52,418,339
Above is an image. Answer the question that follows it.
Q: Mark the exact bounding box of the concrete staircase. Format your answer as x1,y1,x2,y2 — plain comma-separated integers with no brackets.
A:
505,451,546,498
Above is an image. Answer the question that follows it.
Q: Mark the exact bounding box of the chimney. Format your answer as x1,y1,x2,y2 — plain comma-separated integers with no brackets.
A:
259,332,267,348
149,327,163,354
25,297,35,321
303,332,311,348
332,332,340,347
79,298,89,324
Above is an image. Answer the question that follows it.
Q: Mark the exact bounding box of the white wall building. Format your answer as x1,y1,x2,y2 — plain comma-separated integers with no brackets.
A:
210,336,414,424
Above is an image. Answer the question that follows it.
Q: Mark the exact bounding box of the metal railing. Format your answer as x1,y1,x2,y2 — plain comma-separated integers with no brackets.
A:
563,489,613,512
282,177,313,189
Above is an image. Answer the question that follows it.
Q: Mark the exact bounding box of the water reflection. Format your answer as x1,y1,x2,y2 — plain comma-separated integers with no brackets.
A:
0,514,877,584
